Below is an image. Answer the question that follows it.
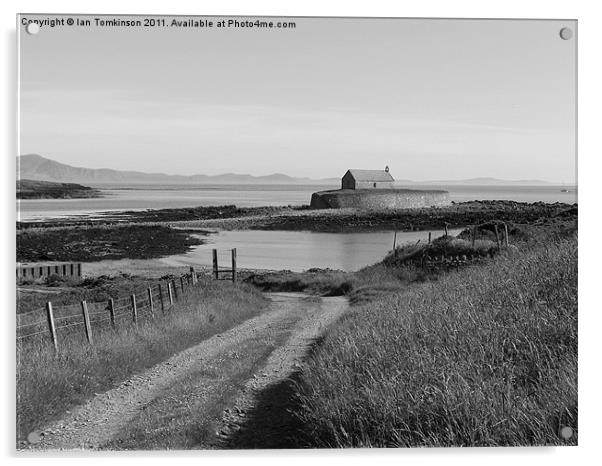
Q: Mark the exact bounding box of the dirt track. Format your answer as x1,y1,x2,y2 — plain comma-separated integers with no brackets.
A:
21,293,347,451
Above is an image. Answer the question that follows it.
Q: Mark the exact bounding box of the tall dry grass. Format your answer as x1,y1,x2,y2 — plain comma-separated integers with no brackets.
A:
293,238,577,447
16,281,267,442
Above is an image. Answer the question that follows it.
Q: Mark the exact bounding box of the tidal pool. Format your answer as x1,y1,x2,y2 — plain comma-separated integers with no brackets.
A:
159,228,463,272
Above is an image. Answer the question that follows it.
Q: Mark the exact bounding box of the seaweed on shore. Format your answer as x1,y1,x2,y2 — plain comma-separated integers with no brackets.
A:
17,200,577,234
254,200,578,232
17,205,304,229
17,225,204,263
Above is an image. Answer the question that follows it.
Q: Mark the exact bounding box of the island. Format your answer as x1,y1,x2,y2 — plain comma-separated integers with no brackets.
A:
16,179,102,200
310,168,450,209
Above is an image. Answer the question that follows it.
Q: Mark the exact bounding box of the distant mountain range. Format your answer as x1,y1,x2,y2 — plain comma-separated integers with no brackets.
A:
17,154,556,186
18,154,338,185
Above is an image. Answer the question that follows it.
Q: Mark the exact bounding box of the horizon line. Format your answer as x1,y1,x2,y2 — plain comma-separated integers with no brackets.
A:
17,154,574,185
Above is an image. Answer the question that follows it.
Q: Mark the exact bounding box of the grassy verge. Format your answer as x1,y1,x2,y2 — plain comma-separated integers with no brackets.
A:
16,280,268,442
291,237,577,447
246,269,355,296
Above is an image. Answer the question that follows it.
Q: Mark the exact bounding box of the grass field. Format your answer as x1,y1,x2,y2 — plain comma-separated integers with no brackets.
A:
291,237,577,447
16,279,268,443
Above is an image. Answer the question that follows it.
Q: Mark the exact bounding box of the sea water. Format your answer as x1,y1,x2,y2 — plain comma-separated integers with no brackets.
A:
17,183,577,222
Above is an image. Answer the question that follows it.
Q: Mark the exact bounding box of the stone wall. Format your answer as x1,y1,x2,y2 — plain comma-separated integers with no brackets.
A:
310,188,450,209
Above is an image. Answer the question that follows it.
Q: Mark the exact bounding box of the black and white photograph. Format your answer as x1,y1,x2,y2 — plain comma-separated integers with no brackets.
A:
14,12,577,451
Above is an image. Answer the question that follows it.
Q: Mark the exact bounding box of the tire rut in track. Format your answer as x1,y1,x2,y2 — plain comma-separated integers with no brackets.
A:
22,293,347,451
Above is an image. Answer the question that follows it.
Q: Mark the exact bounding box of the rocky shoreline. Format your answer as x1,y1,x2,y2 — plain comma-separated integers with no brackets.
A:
17,225,205,263
16,201,577,266
173,200,577,233
17,200,578,233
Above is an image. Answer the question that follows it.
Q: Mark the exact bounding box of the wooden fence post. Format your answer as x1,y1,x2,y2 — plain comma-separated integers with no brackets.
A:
147,287,154,318
81,300,93,345
190,266,196,285
494,224,501,250
428,232,432,244
392,232,397,254
444,224,449,236
131,294,138,324
172,279,178,300
213,249,219,280
504,223,510,246
45,302,58,352
232,248,237,283
158,284,165,313
108,298,116,328
167,282,174,306
180,276,185,293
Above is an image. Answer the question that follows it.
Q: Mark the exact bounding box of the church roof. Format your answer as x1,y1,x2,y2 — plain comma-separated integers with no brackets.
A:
344,169,394,182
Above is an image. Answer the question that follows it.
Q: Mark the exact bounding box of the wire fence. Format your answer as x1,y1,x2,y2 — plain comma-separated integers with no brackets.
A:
16,267,205,351
16,249,239,352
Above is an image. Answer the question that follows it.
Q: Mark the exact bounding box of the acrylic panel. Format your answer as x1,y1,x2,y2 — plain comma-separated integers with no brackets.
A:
16,14,577,450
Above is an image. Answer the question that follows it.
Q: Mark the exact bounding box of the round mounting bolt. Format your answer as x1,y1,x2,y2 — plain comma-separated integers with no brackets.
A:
559,27,573,40
26,22,40,35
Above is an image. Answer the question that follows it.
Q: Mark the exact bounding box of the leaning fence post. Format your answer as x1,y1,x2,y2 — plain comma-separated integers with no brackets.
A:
81,300,93,345
131,294,138,324
148,287,154,318
167,282,174,306
231,248,237,283
504,223,510,246
444,224,449,236
108,298,116,328
45,302,58,352
172,279,178,300
494,224,501,250
158,284,165,313
213,249,219,280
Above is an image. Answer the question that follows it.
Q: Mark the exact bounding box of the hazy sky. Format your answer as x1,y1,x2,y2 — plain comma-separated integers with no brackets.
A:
19,16,576,182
